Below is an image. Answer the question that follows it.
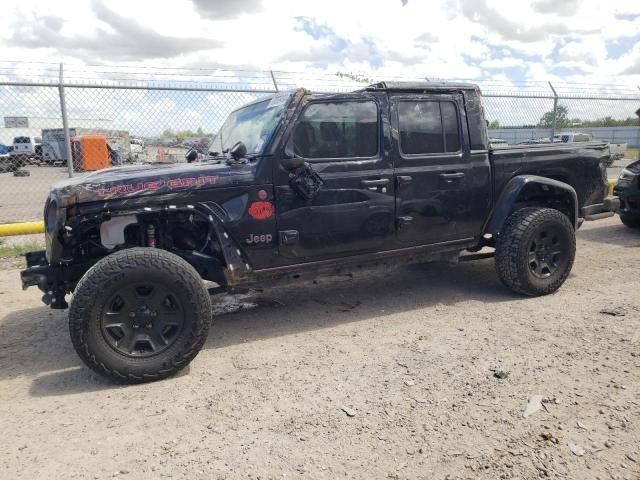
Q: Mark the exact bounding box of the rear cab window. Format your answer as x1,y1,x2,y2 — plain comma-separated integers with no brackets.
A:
293,100,378,159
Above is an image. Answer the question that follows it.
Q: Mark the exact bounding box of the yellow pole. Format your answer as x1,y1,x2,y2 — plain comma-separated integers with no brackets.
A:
0,222,45,237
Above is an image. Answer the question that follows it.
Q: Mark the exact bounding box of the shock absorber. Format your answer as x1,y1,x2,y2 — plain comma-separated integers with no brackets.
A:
146,224,156,248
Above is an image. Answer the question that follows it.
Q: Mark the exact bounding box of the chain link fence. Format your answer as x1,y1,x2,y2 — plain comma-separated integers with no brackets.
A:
0,62,639,223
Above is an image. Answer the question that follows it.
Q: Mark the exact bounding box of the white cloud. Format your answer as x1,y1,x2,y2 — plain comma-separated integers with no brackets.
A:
0,0,638,86
0,0,639,135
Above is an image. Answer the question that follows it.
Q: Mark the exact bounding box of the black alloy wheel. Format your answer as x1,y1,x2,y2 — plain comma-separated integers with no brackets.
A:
527,226,564,279
101,282,186,358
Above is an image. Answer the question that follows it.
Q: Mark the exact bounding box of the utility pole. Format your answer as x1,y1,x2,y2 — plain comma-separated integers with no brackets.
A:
549,81,558,142
58,63,74,178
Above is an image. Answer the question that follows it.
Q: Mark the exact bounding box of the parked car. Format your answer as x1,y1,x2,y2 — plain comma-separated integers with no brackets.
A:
607,142,627,162
613,160,640,228
11,136,41,165
0,143,13,172
21,82,619,383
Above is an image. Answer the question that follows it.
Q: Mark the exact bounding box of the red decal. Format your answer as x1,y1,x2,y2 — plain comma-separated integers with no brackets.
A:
167,178,183,189
248,201,274,220
90,175,220,197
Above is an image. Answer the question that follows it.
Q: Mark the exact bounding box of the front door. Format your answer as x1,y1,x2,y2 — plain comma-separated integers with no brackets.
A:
390,94,491,245
275,93,396,261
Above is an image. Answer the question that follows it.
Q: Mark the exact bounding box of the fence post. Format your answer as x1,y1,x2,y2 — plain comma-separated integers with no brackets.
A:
548,81,558,142
270,70,278,92
58,62,74,178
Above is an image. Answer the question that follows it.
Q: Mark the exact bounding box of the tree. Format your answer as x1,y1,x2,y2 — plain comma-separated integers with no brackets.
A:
161,127,209,138
488,120,500,129
537,105,570,129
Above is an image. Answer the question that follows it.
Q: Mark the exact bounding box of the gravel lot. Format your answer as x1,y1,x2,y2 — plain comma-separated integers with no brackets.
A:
0,216,638,479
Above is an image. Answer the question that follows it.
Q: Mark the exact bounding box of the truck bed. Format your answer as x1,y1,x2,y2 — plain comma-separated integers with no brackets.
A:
489,141,610,210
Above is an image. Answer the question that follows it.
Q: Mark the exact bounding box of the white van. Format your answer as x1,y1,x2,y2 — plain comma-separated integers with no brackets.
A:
12,136,42,164
553,133,593,143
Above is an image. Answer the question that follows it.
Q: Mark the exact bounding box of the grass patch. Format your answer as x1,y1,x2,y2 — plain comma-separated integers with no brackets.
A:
0,240,43,260
626,147,639,161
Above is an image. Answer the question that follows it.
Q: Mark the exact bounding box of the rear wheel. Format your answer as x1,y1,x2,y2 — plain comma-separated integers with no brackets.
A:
620,214,640,229
495,207,575,296
69,248,211,383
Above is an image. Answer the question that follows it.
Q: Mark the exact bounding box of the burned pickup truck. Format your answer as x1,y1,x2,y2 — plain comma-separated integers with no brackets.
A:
22,82,619,383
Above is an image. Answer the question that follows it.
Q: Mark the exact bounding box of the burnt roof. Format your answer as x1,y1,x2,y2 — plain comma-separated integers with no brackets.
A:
363,81,480,93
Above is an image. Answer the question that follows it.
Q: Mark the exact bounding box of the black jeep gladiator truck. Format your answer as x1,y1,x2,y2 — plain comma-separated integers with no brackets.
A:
21,82,619,383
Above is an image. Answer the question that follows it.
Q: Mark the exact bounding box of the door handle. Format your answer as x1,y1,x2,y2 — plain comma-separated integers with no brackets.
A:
360,179,390,187
397,175,412,186
439,172,465,180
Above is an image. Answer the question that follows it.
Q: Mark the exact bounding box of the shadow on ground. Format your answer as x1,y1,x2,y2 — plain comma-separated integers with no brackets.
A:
0,258,518,397
577,220,640,246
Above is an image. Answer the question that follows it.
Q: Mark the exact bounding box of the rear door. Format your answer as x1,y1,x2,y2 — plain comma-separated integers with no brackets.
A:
390,94,491,245
275,93,396,260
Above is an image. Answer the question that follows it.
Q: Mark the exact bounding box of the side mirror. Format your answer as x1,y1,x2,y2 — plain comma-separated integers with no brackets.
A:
229,141,247,160
281,137,305,171
185,148,198,163
281,155,305,171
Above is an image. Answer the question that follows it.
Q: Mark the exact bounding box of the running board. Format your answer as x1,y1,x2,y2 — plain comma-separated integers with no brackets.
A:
459,251,495,262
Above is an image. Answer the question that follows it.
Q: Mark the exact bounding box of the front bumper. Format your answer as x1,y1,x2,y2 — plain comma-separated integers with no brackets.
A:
21,250,91,309
614,184,640,218
20,250,68,309
581,195,620,221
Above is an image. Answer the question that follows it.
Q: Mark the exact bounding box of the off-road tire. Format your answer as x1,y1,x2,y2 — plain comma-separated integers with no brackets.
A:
495,207,575,296
620,214,640,229
69,248,211,383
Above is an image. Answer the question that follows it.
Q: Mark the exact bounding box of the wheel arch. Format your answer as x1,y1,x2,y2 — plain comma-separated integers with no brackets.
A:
485,175,578,235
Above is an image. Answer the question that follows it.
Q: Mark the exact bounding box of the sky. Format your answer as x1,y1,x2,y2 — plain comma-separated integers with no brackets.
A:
1,0,640,136
1,0,640,85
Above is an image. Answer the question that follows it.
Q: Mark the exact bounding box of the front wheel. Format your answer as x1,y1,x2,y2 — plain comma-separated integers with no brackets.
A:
495,207,575,296
69,248,211,383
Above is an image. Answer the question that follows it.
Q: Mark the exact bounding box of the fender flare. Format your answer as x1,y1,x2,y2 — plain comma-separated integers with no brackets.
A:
484,175,578,235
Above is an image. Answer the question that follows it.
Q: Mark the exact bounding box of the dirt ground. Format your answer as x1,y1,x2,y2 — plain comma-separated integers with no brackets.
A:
0,216,639,480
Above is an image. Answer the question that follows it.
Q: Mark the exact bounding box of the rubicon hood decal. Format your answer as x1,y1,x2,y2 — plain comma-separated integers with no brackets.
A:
50,161,260,205
88,174,221,198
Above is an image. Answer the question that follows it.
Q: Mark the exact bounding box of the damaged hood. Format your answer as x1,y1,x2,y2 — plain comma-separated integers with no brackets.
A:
50,161,261,207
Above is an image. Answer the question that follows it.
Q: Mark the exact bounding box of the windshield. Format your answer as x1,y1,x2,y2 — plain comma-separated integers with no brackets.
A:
211,96,288,155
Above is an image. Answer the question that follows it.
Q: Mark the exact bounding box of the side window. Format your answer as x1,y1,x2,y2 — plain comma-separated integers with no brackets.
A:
397,101,461,155
398,102,443,154
293,101,378,159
